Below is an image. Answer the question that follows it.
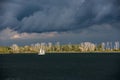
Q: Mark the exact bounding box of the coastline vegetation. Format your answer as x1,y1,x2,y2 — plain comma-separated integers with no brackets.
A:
0,41,120,54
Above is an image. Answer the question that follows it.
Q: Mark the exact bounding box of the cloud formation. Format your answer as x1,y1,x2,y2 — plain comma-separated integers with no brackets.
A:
0,0,120,46
0,23,119,46
0,28,58,40
0,0,120,33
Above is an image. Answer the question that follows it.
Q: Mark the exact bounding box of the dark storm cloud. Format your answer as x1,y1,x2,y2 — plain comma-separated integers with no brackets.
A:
0,0,120,33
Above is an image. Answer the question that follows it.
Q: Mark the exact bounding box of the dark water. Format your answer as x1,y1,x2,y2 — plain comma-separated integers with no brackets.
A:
0,53,120,80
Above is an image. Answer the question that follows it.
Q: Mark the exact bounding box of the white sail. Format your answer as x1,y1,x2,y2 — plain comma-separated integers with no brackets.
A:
38,48,45,55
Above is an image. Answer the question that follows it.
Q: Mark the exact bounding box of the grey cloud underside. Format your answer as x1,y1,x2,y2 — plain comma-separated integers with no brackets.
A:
0,0,120,33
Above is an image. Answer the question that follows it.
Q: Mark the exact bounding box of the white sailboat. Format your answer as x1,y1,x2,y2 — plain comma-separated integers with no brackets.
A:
38,48,45,55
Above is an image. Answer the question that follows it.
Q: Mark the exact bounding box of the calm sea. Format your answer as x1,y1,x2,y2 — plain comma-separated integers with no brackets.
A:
0,53,120,80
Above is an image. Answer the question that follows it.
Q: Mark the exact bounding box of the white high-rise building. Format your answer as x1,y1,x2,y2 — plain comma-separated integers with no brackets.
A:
101,42,105,51
114,41,119,50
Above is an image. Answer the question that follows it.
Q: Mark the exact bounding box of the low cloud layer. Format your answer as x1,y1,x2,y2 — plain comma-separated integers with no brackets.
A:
0,0,120,33
0,23,119,46
0,28,58,40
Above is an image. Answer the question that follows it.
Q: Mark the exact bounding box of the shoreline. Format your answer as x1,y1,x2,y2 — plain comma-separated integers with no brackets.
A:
0,51,120,54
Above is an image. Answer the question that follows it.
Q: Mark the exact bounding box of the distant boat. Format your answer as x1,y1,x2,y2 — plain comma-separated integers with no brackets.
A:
38,48,45,55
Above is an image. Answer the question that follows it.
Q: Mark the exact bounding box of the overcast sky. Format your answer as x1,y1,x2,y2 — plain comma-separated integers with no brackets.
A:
0,0,120,46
